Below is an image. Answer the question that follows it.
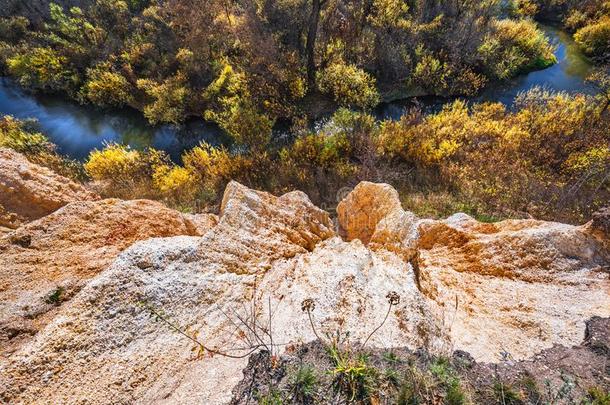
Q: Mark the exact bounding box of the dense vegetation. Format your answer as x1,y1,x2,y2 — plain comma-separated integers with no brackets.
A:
0,0,608,224
518,0,610,61
0,0,558,134
3,81,609,223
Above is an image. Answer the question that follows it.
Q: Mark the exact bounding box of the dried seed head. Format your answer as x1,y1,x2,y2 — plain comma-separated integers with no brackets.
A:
386,291,400,306
301,298,315,312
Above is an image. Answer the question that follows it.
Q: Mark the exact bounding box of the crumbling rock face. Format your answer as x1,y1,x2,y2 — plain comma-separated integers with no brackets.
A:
185,181,335,275
0,181,608,403
255,237,447,352
337,182,419,261
184,213,219,236
460,316,610,402
417,213,610,362
0,182,336,404
586,206,610,244
0,148,97,229
0,199,216,358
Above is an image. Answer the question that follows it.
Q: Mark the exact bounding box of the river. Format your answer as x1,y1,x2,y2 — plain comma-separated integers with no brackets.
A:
0,25,595,161
0,80,230,161
377,25,595,119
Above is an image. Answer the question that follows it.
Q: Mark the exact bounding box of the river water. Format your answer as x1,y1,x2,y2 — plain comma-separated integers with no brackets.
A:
0,81,229,161
0,25,595,161
377,25,595,119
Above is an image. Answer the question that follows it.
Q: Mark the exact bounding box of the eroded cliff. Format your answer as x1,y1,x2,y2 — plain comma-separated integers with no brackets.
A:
0,152,608,404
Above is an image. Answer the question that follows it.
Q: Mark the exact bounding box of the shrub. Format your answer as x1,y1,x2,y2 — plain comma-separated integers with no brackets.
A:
479,19,556,80
0,16,29,43
376,87,609,222
84,143,144,181
574,17,610,59
0,116,54,155
430,358,466,405
137,74,191,124
511,0,539,17
565,9,589,31
290,366,318,403
411,46,449,93
328,346,379,401
45,287,65,306
152,164,197,205
257,389,283,405
213,101,274,151
84,143,167,198
182,142,270,200
587,387,610,405
82,63,133,107
279,129,357,202
203,64,274,149
7,47,77,92
316,62,380,109
493,381,522,404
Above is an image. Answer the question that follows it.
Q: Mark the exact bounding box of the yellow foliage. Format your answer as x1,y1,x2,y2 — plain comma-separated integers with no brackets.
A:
316,62,380,109
564,146,610,173
183,142,235,182
152,164,193,194
84,143,142,180
574,17,610,57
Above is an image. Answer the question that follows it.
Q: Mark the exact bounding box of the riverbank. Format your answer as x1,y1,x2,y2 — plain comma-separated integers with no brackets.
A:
4,83,608,225
0,23,596,161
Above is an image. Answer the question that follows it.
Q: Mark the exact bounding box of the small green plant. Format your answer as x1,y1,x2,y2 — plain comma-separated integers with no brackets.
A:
493,381,522,404
544,373,575,404
431,358,466,405
384,367,401,388
383,351,402,387
587,387,610,405
446,380,466,405
328,345,378,402
290,366,318,403
519,375,541,403
396,366,433,405
258,388,283,405
383,350,400,365
46,287,65,306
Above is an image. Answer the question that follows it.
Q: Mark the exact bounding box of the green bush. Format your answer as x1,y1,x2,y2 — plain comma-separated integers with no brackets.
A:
575,17,610,58
291,366,318,403
84,143,167,198
316,62,380,109
82,62,133,107
7,47,77,92
0,116,83,179
0,16,29,43
203,64,274,149
479,19,556,80
137,74,191,124
0,116,54,155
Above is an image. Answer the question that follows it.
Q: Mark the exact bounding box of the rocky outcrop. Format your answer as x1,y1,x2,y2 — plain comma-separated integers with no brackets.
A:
337,181,419,260
585,206,610,249
416,213,610,362
0,148,97,229
0,199,217,358
0,181,608,403
0,181,336,404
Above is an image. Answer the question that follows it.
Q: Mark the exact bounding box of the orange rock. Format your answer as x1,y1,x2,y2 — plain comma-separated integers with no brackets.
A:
0,198,216,358
0,148,97,229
